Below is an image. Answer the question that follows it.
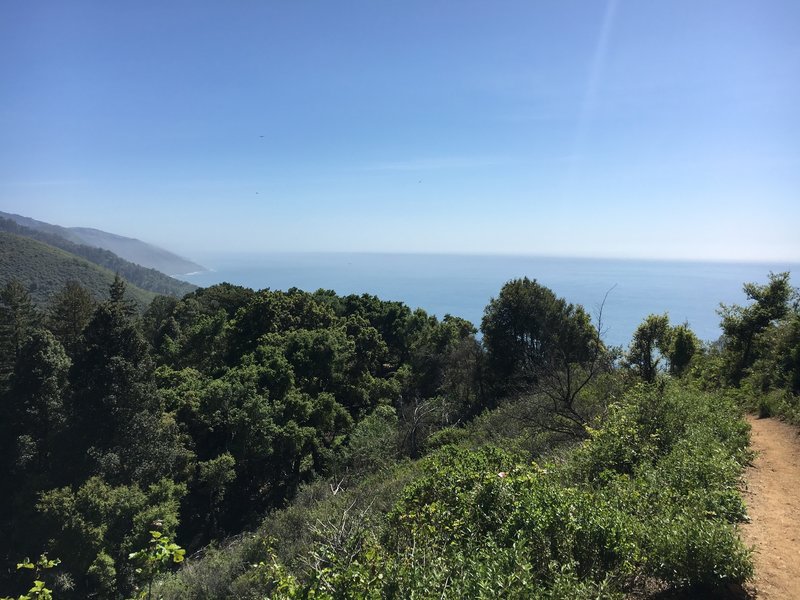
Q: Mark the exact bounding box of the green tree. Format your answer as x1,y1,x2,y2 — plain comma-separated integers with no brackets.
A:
773,312,800,395
37,477,185,598
46,281,94,358
195,452,236,537
227,289,335,362
408,315,476,401
0,280,40,387
0,330,71,571
338,294,415,364
177,358,351,535
139,295,179,354
481,278,598,398
668,323,699,376
67,278,183,485
7,330,70,476
336,404,398,478
109,274,134,314
719,272,792,384
627,314,671,383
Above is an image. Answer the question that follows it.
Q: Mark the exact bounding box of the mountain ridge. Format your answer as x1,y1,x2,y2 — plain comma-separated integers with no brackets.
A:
0,231,157,308
0,211,207,276
0,216,198,297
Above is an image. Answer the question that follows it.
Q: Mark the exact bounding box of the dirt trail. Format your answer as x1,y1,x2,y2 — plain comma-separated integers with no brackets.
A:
740,416,800,599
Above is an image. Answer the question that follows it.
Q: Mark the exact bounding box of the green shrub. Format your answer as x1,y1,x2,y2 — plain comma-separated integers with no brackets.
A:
644,513,752,588
157,383,755,598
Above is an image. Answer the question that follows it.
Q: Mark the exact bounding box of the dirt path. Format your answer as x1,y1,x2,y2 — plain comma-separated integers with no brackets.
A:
740,416,800,599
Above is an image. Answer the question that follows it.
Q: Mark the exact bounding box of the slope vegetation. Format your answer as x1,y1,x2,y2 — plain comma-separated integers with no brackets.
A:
0,217,197,296
0,211,206,276
0,232,156,308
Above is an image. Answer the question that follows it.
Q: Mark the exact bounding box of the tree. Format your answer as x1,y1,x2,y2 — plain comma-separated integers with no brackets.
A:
7,330,70,476
408,315,476,400
398,395,445,459
668,323,699,376
46,280,94,358
626,314,671,383
67,278,182,485
195,453,236,537
139,295,180,352
109,273,134,314
0,330,70,585
227,289,335,362
0,280,40,387
719,272,793,384
480,279,607,439
481,278,598,399
37,477,185,598
336,404,398,479
440,332,484,421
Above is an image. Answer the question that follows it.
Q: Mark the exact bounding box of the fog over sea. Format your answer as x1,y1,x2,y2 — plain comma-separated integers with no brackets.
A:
184,253,798,348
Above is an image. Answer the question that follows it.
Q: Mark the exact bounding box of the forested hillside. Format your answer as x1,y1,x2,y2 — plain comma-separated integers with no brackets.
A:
0,217,197,297
0,233,156,308
0,212,206,276
1,273,797,599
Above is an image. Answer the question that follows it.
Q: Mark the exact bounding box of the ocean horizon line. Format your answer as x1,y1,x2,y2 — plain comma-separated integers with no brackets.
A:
189,250,800,269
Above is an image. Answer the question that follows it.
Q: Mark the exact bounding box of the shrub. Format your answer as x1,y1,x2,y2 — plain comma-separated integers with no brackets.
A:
644,513,752,588
157,383,754,598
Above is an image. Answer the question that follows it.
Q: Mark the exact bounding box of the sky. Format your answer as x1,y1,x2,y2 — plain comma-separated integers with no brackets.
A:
1,0,799,262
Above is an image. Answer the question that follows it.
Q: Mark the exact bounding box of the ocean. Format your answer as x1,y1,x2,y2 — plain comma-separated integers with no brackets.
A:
182,253,798,348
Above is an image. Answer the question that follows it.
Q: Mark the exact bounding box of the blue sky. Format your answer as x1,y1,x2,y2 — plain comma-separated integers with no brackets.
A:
1,1,798,261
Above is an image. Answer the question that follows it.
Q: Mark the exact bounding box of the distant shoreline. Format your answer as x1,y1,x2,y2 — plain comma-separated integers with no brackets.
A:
177,269,211,277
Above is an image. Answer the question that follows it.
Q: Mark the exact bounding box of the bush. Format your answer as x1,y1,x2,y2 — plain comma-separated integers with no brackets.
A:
157,383,754,598
644,513,752,588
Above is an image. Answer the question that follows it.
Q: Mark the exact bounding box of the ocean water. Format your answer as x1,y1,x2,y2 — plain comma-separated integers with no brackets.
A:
183,253,798,348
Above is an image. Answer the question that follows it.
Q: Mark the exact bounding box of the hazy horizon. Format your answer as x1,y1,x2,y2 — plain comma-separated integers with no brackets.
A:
2,1,799,262
187,248,800,267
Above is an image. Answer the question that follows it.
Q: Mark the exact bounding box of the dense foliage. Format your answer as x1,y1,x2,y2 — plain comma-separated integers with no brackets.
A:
3,271,795,598
151,384,751,599
692,272,800,422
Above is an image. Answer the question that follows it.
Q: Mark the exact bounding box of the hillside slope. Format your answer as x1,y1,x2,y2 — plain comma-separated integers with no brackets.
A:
0,211,206,276
0,232,156,308
0,217,197,297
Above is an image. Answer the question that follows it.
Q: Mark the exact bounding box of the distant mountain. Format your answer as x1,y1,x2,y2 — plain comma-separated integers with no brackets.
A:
0,232,156,308
0,217,197,297
0,211,206,276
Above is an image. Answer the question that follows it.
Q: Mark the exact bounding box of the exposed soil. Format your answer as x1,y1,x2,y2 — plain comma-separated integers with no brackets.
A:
740,415,800,599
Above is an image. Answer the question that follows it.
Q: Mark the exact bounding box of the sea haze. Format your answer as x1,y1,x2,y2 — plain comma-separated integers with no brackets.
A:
183,253,798,348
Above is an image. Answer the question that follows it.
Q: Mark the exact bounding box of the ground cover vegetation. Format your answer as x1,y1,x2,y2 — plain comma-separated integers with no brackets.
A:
1,271,795,598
